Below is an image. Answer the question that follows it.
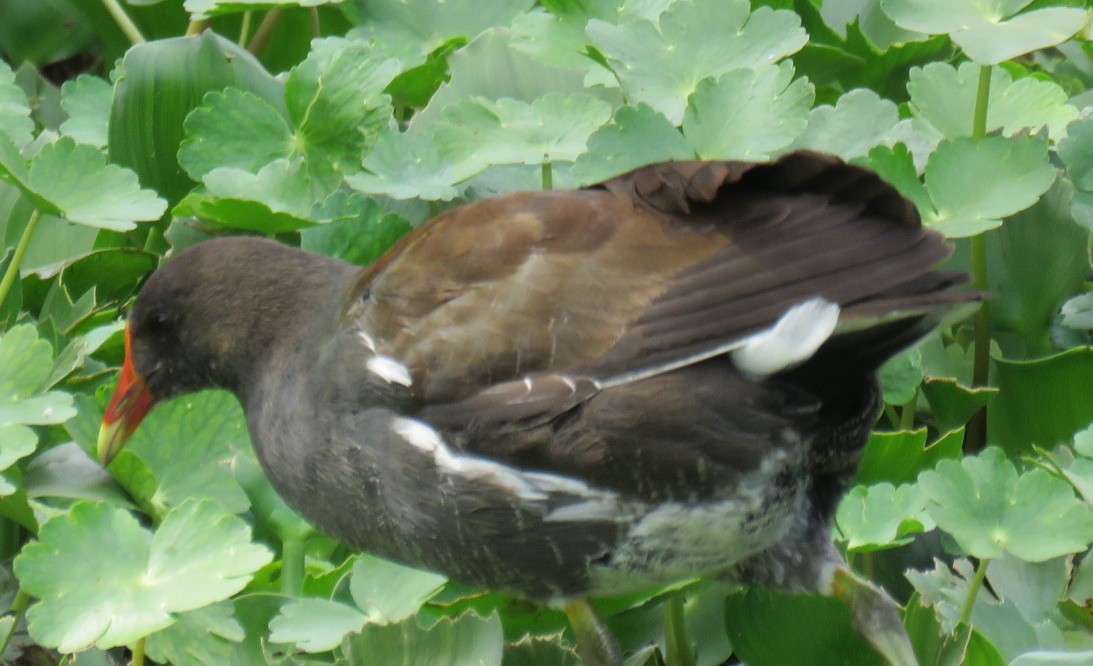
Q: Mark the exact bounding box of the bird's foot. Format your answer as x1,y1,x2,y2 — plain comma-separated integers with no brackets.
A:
564,599,623,666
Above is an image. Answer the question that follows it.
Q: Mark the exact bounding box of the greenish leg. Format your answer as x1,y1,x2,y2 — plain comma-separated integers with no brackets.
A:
564,599,623,666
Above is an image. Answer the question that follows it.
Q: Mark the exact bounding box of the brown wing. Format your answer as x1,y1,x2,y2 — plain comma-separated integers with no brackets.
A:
343,152,957,401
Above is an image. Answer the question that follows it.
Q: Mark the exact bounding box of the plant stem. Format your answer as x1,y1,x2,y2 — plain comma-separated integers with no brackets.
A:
248,9,284,55
899,389,917,430
238,11,253,46
185,20,209,36
99,0,145,44
281,535,305,596
542,162,553,191
958,558,990,627
0,209,42,307
966,64,993,452
884,404,901,430
130,636,146,666
664,592,695,666
0,589,29,658
308,8,321,38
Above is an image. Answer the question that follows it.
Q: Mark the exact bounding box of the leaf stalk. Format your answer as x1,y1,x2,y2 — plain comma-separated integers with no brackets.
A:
966,65,992,451
0,209,42,308
0,589,28,658
664,592,695,666
99,0,146,44
958,557,990,627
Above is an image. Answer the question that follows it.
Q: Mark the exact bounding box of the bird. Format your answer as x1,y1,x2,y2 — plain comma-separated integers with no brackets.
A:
97,152,977,665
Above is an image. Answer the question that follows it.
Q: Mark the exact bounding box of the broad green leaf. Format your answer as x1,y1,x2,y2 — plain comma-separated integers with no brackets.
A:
990,348,1093,456
511,6,617,80
355,0,536,54
881,0,1089,64
920,379,996,432
908,62,1078,141
682,63,814,160
986,177,1089,356
300,197,411,265
341,611,503,666
0,424,35,495
587,0,807,123
919,447,1093,561
724,589,884,665
903,592,974,666
121,390,252,516
503,633,582,666
283,37,402,196
0,135,166,230
144,602,244,666
350,127,478,201
269,598,366,652
1060,115,1093,191
22,442,131,506
820,0,925,49
14,500,272,652
109,32,284,206
184,0,340,19
434,92,613,170
349,554,447,625
0,59,33,148
790,89,901,160
879,346,924,405
178,87,294,181
1010,651,1093,665
0,324,75,426
855,428,964,486
835,482,934,552
923,136,1054,238
571,104,694,186
59,75,112,148
175,160,317,234
859,143,934,218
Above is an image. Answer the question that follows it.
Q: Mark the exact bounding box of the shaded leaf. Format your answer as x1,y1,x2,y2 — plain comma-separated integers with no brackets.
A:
349,554,448,625
571,104,694,186
59,75,112,148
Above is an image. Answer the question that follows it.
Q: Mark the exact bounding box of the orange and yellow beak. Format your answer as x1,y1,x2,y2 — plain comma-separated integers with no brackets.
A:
97,325,154,465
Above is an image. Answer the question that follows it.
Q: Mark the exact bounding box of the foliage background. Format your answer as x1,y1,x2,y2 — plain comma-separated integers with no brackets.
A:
0,0,1092,664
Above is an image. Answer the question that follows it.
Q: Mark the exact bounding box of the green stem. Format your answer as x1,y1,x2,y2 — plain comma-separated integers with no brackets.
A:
281,535,305,596
0,589,29,658
99,0,145,44
664,593,695,666
247,9,284,55
130,636,146,666
884,404,901,430
542,162,553,191
958,558,990,627
238,11,253,45
899,389,917,430
308,8,321,38
966,64,993,452
0,209,42,307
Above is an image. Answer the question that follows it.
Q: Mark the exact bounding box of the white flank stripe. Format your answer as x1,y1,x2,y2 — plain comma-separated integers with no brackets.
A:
731,298,840,376
367,355,413,386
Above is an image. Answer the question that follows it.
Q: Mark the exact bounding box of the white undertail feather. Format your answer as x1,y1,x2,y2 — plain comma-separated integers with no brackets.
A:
731,298,840,377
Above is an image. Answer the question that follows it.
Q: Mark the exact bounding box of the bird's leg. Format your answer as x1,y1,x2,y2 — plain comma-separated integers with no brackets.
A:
831,567,917,666
563,599,623,666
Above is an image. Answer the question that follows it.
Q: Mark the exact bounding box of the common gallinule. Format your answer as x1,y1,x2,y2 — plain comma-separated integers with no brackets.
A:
98,153,976,665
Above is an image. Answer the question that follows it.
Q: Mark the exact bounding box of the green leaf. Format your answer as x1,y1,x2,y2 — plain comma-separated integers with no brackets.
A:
144,602,244,666
269,598,367,652
350,127,477,201
908,62,1078,141
299,197,411,265
0,324,75,426
14,500,272,652
59,75,112,148
923,136,1055,238
349,554,448,624
986,177,1090,356
503,633,582,666
919,447,1093,561
790,88,901,160
724,589,884,665
920,379,997,432
122,390,252,515
178,87,294,181
341,611,503,666
990,348,1093,457
855,428,964,486
284,37,402,196
587,0,807,124
0,59,33,148
174,160,317,234
682,63,814,160
0,424,35,495
859,143,934,217
22,442,132,507
355,0,536,54
879,346,924,405
0,135,166,230
434,92,613,170
1060,115,1093,191
835,482,934,552
881,0,1089,63
571,104,694,185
